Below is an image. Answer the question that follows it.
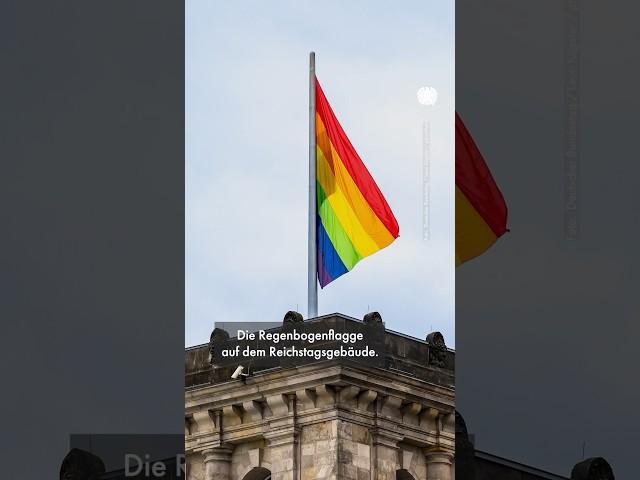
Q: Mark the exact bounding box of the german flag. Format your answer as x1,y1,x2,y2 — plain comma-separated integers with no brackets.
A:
456,113,508,265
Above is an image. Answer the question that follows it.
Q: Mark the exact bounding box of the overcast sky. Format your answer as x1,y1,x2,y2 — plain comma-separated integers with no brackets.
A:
186,0,454,347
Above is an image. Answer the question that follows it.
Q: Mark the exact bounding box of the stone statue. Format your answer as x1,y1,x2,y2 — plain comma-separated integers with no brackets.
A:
455,410,469,438
426,331,447,368
209,327,230,364
363,311,383,326
210,327,230,343
59,448,105,480
571,457,614,480
455,411,476,480
283,310,304,325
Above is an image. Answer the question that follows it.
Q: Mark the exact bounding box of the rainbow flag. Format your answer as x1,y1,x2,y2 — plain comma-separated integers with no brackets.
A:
455,112,508,265
315,78,399,287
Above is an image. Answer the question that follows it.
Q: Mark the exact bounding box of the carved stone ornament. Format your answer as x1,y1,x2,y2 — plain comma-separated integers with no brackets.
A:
455,410,469,439
363,311,383,326
210,327,230,343
426,331,447,368
209,327,230,364
59,448,106,480
571,457,614,480
283,310,304,325
455,411,477,480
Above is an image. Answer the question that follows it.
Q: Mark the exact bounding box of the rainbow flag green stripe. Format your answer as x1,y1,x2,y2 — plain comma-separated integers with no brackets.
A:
315,78,399,287
317,182,362,271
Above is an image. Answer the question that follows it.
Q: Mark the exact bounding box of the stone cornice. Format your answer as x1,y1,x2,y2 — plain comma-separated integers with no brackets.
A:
186,361,454,456
186,360,453,411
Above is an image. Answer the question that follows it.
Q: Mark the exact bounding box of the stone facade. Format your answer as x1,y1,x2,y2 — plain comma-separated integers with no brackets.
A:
185,313,455,480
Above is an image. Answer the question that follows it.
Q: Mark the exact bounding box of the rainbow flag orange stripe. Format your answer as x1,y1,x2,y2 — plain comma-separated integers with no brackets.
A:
315,78,399,287
455,112,508,265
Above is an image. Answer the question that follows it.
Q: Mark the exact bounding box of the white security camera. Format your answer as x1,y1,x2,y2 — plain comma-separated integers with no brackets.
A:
231,365,246,380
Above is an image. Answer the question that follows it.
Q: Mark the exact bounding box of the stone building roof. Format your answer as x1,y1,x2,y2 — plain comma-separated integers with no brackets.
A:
474,450,570,480
456,412,616,480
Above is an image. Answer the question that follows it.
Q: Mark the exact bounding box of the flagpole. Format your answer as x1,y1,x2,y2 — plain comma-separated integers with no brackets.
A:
308,51,318,318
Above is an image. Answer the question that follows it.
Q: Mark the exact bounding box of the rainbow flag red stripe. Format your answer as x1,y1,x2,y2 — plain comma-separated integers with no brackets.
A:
315,78,399,287
455,112,508,265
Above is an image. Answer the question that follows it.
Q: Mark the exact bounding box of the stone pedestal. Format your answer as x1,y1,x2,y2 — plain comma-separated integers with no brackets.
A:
203,446,234,480
425,449,453,480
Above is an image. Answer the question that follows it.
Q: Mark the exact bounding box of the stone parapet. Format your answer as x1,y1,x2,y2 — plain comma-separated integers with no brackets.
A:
185,313,454,390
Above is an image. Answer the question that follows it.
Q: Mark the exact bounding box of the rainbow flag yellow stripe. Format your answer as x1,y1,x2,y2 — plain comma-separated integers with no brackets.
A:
455,113,508,265
315,78,399,287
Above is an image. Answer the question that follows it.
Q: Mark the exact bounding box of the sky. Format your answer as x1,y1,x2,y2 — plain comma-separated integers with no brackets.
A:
186,0,454,347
